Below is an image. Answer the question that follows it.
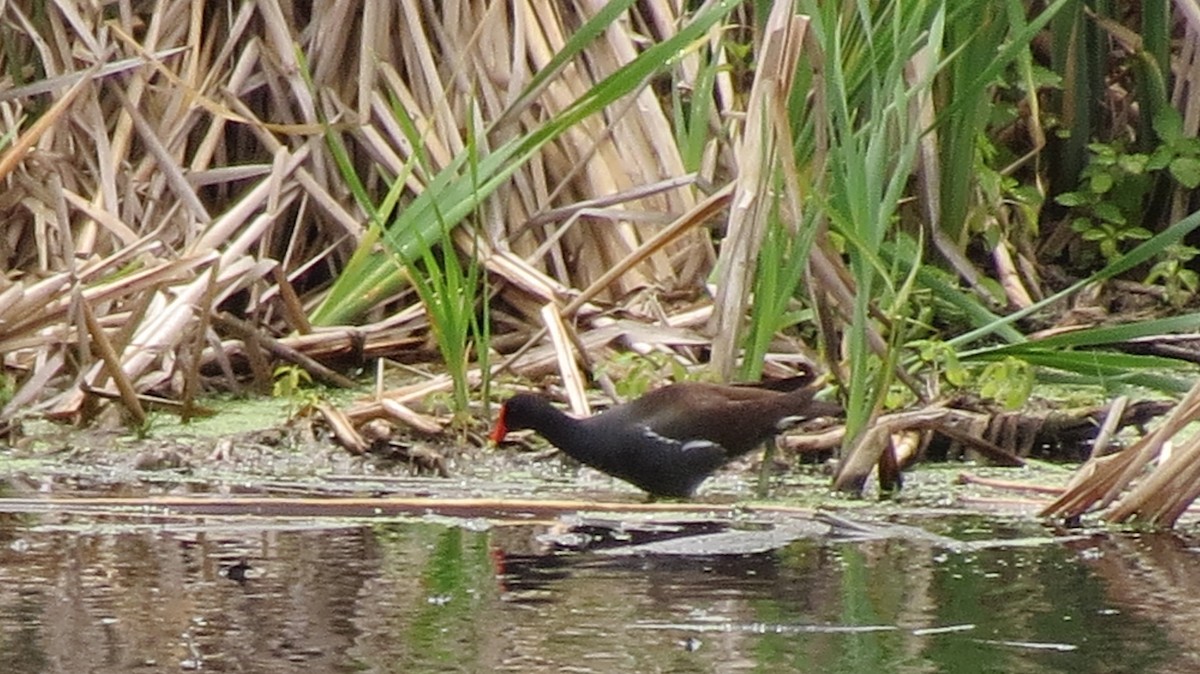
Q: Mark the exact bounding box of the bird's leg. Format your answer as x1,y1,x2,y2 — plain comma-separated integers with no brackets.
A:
755,438,775,498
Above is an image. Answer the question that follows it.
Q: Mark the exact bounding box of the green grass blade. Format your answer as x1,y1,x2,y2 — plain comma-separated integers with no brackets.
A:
949,206,1200,349
967,348,1196,394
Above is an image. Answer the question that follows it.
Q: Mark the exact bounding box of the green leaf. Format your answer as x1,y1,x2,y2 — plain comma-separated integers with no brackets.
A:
1093,144,1119,164
1030,63,1062,88
1144,261,1170,285
1169,156,1200,188
988,313,1200,350
943,349,968,387
1179,137,1200,156
1120,227,1153,241
979,357,1033,409
1010,184,1043,205
1070,217,1094,233
1146,146,1174,171
1099,239,1119,261
1089,171,1114,194
1171,244,1199,261
1117,153,1148,175
1093,202,1126,225
1056,191,1088,207
1181,270,1199,291
1153,107,1185,145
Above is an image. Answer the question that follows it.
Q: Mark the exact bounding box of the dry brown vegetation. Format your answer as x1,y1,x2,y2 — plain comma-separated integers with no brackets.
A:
0,2,737,423
3,2,1200,526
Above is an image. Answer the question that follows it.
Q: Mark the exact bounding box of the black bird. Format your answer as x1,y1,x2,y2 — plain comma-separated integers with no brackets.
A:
490,375,839,497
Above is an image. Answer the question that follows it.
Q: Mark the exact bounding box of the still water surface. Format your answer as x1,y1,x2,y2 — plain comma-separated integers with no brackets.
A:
0,511,1196,673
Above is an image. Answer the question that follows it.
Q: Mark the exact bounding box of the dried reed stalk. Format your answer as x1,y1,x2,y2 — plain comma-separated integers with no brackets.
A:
1042,380,1200,526
710,4,808,379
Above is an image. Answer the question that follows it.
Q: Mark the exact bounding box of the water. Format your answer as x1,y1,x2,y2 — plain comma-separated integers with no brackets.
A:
0,509,1196,673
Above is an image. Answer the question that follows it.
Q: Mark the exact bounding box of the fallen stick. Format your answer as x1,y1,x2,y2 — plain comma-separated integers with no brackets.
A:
214,312,357,388
957,472,1066,496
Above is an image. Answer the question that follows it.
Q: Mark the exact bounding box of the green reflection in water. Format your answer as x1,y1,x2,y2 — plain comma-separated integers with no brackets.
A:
369,523,497,672
746,535,1174,674
834,547,899,674
925,544,1169,673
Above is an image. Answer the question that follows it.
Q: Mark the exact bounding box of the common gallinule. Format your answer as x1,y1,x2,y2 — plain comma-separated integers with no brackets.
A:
490,375,839,497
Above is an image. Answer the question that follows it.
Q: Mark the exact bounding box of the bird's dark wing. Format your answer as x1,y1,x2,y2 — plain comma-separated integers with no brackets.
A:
621,383,817,455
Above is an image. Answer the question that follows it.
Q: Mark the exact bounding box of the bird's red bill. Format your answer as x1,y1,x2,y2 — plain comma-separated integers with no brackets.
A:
489,406,508,444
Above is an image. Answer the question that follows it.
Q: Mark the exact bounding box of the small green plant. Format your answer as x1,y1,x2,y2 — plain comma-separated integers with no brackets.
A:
403,228,487,427
669,35,723,174
1056,142,1154,265
273,365,319,417
395,100,490,428
978,357,1034,410
972,134,1047,264
596,352,695,400
1146,108,1200,190
1057,109,1200,267
313,57,489,430
912,339,969,389
1145,244,1200,308
741,207,819,383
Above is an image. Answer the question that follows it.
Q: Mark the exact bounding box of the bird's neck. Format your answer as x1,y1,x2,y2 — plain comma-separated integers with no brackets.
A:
533,406,612,465
526,404,585,446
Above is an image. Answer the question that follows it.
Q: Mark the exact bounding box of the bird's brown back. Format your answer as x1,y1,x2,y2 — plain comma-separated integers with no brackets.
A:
613,380,833,457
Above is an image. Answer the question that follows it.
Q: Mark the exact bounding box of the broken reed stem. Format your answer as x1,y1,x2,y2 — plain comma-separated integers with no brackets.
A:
1107,429,1200,525
1042,379,1200,523
181,267,219,422
271,265,313,334
1161,468,1200,526
213,312,358,388
563,183,733,316
0,65,97,182
957,472,1066,496
316,402,367,454
1099,388,1200,509
540,303,590,416
1088,395,1128,460
710,4,804,380
78,291,147,426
